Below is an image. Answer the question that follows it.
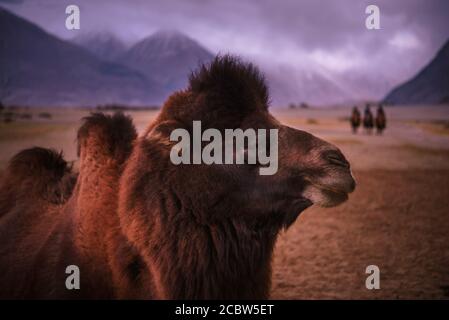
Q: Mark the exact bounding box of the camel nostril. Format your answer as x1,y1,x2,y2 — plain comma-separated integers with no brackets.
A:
324,150,350,169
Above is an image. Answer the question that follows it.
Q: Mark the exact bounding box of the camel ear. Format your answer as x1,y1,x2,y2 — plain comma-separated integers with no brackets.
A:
146,120,181,148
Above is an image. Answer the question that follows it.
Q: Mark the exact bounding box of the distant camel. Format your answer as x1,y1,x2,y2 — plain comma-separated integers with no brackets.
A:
363,104,374,134
375,104,387,134
0,56,355,299
350,106,361,133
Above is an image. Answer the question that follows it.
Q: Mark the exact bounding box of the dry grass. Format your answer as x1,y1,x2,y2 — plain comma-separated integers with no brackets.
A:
306,118,319,125
397,143,449,157
407,120,449,136
0,122,70,141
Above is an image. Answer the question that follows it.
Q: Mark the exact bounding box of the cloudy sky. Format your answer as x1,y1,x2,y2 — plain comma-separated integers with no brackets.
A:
2,0,448,101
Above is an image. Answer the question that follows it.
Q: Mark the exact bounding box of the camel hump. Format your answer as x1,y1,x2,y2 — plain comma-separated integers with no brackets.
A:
77,112,137,164
188,55,269,110
1,147,76,208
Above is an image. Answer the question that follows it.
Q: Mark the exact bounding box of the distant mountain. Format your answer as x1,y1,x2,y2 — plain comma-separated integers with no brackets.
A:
75,29,359,106
71,32,127,62
2,7,411,108
118,30,214,94
0,8,163,106
383,40,449,105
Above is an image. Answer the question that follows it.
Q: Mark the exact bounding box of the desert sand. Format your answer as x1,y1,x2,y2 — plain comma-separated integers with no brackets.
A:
1,105,448,299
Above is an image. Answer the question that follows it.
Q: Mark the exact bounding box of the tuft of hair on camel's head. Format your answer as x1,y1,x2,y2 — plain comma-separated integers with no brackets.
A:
117,55,356,299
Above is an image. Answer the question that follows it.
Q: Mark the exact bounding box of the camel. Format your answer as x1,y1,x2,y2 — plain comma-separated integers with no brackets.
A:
363,104,374,135
0,56,355,299
375,104,386,134
350,106,361,134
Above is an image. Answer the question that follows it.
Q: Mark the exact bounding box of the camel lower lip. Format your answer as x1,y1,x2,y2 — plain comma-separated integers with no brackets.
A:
306,176,355,195
312,182,352,198
323,188,348,197
321,188,349,204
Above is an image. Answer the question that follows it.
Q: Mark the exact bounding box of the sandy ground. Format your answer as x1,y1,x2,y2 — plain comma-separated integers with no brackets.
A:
271,169,449,299
1,105,449,299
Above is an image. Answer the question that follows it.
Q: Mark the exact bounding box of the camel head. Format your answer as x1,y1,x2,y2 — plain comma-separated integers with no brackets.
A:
144,55,355,229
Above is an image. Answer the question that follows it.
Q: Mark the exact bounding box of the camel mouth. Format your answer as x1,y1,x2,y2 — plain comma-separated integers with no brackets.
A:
303,175,355,208
318,183,352,196
318,187,349,206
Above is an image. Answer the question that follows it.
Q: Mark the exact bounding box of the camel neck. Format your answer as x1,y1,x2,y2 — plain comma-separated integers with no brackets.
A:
145,217,278,299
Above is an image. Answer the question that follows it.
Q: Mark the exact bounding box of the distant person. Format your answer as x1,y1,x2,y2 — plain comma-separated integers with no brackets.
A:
375,104,387,134
350,106,361,133
363,104,374,134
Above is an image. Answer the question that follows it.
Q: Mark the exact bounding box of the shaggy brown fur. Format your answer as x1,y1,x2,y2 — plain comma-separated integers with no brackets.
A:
0,56,355,299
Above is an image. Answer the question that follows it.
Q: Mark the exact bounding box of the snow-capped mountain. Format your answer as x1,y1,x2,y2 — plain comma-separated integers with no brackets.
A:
118,30,214,94
71,32,128,62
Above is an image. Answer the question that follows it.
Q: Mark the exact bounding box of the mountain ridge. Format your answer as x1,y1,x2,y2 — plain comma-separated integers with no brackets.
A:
0,7,163,106
71,32,128,62
383,40,449,105
3,7,445,107
117,30,214,94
